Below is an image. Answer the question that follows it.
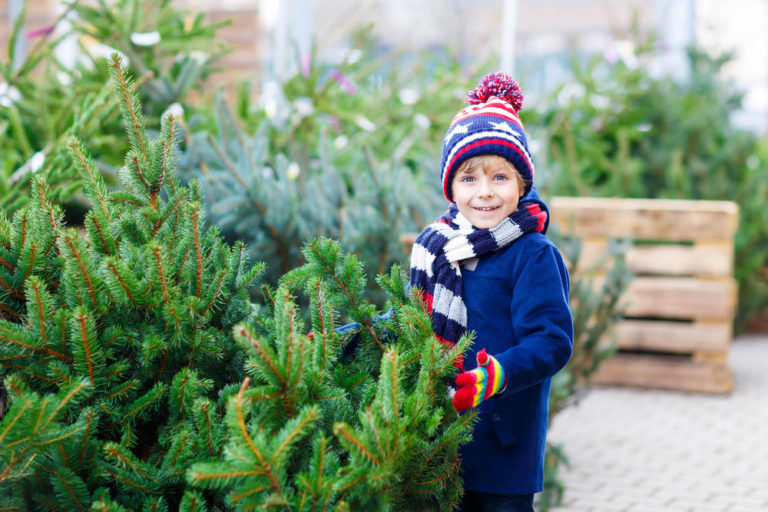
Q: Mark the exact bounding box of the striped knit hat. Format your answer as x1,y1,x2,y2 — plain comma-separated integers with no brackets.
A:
440,72,535,202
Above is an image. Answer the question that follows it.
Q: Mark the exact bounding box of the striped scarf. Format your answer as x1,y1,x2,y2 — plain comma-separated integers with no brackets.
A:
409,201,547,368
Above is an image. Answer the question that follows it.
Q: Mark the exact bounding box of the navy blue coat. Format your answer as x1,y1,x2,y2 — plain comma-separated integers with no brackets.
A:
458,226,573,494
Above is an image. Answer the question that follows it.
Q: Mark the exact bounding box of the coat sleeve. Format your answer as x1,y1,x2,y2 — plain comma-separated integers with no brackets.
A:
494,243,574,394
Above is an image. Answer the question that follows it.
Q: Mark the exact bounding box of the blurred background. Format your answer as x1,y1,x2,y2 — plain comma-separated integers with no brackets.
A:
1,1,767,509
263,0,768,132
4,0,768,130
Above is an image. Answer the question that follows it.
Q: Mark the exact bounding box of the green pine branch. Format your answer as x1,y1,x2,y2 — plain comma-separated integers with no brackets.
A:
0,56,262,509
191,238,472,510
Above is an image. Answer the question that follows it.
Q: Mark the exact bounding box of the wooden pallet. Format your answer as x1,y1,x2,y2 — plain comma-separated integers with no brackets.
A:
550,197,739,394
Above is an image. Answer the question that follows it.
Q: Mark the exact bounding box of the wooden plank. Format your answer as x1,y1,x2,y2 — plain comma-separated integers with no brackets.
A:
614,320,731,353
692,351,730,364
592,353,733,393
550,196,739,242
400,233,417,254
576,240,734,276
620,276,737,321
402,240,738,321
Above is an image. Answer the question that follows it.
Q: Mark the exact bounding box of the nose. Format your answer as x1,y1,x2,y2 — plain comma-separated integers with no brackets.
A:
478,176,493,197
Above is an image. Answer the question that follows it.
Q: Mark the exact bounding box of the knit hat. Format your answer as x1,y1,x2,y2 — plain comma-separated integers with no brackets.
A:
440,72,535,202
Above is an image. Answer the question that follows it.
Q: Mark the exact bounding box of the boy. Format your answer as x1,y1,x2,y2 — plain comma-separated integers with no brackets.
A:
409,72,574,512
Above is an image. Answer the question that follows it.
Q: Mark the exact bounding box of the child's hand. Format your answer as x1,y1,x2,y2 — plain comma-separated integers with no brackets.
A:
452,349,506,412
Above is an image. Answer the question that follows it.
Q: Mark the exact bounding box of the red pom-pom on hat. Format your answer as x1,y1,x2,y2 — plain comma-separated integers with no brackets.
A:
466,71,524,112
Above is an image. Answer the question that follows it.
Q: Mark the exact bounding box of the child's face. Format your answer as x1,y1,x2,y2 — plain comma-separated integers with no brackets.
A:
451,156,524,229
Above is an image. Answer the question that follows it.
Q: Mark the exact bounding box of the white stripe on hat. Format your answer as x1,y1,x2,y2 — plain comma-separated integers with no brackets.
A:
442,129,534,179
452,105,523,128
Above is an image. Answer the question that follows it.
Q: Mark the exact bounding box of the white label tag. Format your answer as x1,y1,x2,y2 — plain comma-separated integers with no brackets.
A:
462,257,479,271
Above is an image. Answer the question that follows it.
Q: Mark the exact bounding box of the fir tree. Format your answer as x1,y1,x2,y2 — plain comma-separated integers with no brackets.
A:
177,94,441,286
188,238,474,511
1,56,475,511
0,55,262,510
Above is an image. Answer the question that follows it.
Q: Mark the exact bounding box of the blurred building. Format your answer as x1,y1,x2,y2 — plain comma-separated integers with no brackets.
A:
306,0,767,132
2,0,767,132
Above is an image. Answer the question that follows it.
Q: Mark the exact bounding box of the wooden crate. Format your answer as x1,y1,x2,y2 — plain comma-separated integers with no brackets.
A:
550,197,739,394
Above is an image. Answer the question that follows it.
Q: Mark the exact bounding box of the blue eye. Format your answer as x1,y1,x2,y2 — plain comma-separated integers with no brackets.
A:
461,176,475,183
494,174,508,181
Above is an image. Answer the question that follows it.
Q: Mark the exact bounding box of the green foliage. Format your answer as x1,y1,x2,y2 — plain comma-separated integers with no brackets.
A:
0,3,120,213
179,98,426,288
180,96,439,292
233,29,479,173
70,0,230,119
177,37,487,298
0,56,261,510
528,36,768,329
1,56,474,511
0,0,229,214
188,238,474,510
539,441,569,510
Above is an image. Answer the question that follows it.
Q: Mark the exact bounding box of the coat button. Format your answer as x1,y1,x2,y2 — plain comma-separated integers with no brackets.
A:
492,413,501,422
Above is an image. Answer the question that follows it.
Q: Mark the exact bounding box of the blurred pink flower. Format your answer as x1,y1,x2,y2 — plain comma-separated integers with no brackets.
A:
330,69,355,95
27,25,54,38
327,115,342,133
301,52,311,78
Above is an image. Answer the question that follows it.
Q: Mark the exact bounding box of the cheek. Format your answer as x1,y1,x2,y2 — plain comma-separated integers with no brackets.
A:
451,183,470,203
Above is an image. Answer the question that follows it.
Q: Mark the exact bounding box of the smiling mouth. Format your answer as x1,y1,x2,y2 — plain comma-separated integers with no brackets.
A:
473,206,499,212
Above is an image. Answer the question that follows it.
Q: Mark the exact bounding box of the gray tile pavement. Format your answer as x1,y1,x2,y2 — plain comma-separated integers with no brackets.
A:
547,335,768,512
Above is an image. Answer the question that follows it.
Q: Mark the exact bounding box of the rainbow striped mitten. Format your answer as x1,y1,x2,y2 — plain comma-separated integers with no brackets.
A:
452,349,506,412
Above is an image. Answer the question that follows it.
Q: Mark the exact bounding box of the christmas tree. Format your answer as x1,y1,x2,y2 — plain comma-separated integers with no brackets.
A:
188,238,473,510
0,55,262,510
0,57,473,510
177,92,441,289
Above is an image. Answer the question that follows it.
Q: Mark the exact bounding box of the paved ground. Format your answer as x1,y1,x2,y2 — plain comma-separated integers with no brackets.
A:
546,335,768,512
